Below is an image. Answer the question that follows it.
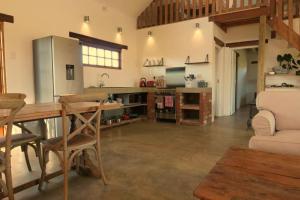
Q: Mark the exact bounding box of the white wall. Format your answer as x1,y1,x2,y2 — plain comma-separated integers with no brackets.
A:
137,18,215,86
0,0,139,103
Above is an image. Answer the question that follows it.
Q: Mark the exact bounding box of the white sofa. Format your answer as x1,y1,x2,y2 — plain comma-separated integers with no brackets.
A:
250,91,300,156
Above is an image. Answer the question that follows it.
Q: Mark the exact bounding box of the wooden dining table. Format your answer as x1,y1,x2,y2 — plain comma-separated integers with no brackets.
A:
0,102,122,197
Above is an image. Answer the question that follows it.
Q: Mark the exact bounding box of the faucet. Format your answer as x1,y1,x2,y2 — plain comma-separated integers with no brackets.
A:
99,73,110,88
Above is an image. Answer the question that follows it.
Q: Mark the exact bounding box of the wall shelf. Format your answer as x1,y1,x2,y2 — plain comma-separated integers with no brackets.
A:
185,55,209,65
185,61,210,65
144,58,164,67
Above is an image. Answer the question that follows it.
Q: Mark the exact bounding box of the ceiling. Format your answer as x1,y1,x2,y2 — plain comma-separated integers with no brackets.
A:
98,0,152,17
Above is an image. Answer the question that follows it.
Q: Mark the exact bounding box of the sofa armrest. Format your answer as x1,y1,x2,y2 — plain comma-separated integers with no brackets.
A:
252,110,276,136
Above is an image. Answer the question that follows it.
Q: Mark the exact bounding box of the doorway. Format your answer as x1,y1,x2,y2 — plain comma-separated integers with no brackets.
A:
235,48,258,112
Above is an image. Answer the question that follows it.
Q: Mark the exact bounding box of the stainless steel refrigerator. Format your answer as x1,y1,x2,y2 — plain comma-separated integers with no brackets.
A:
33,36,83,138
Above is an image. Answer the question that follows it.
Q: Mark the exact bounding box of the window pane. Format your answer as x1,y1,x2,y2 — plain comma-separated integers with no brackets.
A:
89,47,97,56
97,58,104,66
105,59,112,67
112,60,119,68
105,50,112,58
97,49,104,57
82,55,89,64
89,56,97,65
112,51,119,59
82,46,88,55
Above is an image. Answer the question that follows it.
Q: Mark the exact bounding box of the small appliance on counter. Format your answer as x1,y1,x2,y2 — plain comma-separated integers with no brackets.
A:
156,76,166,88
147,77,156,87
140,78,147,87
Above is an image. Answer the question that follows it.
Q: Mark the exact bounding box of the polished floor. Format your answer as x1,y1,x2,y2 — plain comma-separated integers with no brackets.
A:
10,108,253,200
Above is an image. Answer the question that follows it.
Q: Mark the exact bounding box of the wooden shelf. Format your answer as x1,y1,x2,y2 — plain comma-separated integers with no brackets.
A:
122,103,147,108
185,61,209,65
101,117,144,129
181,104,200,110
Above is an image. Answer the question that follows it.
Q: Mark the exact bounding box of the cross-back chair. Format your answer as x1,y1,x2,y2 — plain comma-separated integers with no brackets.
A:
0,93,26,200
0,93,42,172
38,93,108,200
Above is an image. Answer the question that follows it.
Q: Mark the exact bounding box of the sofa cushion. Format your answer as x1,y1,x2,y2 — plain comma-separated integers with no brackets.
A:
252,110,275,136
256,91,300,131
249,130,300,156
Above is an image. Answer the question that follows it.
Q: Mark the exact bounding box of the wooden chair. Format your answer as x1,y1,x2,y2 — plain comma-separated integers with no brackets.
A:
0,94,42,172
0,93,26,200
38,93,108,200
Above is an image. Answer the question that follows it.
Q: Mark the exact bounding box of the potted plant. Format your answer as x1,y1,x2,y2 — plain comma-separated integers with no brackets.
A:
276,53,300,74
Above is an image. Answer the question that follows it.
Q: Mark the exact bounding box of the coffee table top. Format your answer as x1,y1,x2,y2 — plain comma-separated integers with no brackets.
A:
194,147,300,200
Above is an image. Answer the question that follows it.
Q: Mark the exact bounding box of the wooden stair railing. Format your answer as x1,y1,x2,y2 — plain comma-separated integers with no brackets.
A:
137,0,268,29
269,0,300,51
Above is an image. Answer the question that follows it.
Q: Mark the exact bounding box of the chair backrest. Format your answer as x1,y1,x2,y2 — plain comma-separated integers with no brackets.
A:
256,91,300,131
0,94,26,160
58,93,107,148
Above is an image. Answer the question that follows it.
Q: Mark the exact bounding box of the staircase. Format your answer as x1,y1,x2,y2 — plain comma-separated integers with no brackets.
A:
269,0,300,50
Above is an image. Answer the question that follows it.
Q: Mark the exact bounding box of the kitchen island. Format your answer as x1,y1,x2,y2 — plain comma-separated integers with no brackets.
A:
84,87,212,127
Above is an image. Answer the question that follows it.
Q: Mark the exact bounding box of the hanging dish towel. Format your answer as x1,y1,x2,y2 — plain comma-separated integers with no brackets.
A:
156,96,164,109
165,96,174,108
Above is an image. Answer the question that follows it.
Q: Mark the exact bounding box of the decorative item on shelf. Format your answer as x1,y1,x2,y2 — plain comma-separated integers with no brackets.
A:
143,58,164,67
268,71,275,75
185,54,209,65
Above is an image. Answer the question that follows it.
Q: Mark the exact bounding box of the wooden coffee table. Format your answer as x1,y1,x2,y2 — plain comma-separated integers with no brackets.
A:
194,147,300,200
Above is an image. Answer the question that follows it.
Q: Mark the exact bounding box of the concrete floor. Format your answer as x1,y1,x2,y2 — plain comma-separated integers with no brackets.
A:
10,108,253,200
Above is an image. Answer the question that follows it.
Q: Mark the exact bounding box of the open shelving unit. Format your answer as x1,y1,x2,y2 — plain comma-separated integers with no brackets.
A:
101,92,148,129
176,91,212,126
101,117,145,130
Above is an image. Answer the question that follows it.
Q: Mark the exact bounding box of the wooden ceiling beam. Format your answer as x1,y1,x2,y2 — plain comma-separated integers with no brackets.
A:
69,32,128,50
0,13,14,23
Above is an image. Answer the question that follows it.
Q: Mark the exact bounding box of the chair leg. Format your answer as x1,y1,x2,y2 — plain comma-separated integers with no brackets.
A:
0,173,8,196
36,141,43,171
38,149,48,191
21,145,32,172
5,167,14,200
95,143,108,185
63,150,69,200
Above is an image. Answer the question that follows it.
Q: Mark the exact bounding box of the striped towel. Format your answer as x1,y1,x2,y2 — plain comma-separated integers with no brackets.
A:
165,96,174,108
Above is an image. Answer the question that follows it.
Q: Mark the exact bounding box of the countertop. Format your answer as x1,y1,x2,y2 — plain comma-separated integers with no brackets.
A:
84,87,212,94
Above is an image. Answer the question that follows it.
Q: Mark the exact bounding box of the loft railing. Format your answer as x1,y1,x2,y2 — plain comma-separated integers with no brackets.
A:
137,0,269,29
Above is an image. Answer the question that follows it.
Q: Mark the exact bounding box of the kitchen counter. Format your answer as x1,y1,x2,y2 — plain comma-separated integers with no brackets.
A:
84,87,212,94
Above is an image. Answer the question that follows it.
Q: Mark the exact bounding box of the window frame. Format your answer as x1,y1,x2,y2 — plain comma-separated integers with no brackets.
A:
81,44,122,70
